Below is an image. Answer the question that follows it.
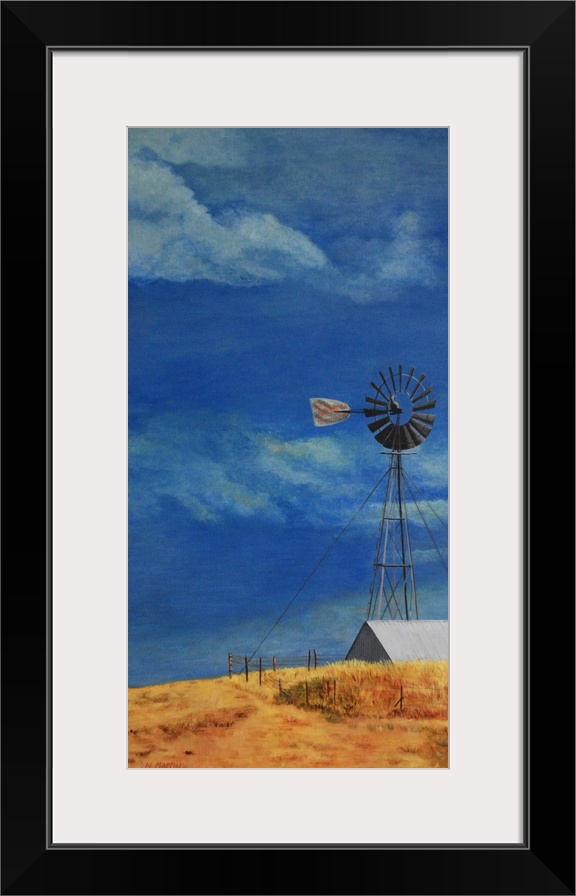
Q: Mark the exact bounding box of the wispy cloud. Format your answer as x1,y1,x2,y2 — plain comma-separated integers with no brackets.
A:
376,211,442,288
409,449,449,492
129,128,250,167
129,423,284,524
315,211,444,303
409,498,448,524
129,416,376,528
128,128,447,302
412,547,448,565
129,156,327,284
253,433,348,486
129,411,448,551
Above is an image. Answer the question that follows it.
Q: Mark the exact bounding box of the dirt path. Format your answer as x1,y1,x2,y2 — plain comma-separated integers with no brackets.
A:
128,676,448,769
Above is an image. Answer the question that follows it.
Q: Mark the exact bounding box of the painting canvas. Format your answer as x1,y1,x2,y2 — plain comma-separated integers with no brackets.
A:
128,128,448,768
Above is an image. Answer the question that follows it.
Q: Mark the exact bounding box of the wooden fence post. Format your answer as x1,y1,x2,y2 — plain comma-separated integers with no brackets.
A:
259,657,262,686
273,656,277,672
307,650,311,671
278,679,282,698
244,656,249,682
313,649,317,669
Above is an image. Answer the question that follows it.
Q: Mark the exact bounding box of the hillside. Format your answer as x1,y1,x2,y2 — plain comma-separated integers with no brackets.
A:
128,660,448,769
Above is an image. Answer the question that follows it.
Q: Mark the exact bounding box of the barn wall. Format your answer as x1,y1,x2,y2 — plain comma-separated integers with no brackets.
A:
346,623,391,663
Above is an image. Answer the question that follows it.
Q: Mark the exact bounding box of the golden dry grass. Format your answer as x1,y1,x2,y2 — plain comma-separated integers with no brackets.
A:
128,661,448,769
275,659,448,719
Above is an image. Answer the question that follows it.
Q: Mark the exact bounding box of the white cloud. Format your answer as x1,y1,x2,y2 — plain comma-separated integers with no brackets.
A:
317,211,444,303
129,410,448,537
408,498,449,526
127,130,446,301
129,416,369,528
254,433,348,486
129,156,327,284
377,211,440,288
409,449,449,492
129,128,249,167
412,547,448,566
178,495,220,524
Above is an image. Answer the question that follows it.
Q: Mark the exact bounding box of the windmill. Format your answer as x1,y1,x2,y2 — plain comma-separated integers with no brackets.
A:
310,364,438,623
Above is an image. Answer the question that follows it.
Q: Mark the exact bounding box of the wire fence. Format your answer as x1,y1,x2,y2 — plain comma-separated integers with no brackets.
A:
228,650,342,678
227,653,448,719
275,679,448,718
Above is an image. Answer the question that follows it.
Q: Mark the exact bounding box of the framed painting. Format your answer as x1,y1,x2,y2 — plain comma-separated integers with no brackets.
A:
1,2,574,894
126,122,450,772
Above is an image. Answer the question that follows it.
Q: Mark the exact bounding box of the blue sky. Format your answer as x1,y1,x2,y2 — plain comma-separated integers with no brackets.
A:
128,128,448,686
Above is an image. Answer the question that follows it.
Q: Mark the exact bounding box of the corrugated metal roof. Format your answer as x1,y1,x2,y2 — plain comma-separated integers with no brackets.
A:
362,620,448,661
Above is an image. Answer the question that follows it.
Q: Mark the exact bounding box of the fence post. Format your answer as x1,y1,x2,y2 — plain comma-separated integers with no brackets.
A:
305,681,309,707
273,656,277,672
259,657,262,686
228,653,232,679
244,656,249,682
278,679,282,698
307,650,311,671
313,649,317,669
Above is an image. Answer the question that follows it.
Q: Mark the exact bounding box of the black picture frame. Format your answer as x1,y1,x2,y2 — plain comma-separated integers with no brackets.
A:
1,2,574,894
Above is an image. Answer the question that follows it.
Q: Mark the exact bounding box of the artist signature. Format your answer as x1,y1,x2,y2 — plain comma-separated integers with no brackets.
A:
144,761,183,768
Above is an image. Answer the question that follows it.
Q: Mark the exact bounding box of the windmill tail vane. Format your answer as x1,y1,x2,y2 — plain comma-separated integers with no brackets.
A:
309,398,352,426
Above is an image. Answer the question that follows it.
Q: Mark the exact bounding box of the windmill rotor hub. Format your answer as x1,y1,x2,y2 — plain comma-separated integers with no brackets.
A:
364,364,436,451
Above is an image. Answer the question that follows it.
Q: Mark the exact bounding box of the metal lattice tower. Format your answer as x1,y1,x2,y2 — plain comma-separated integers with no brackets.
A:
310,363,436,622
363,365,436,620
367,449,418,619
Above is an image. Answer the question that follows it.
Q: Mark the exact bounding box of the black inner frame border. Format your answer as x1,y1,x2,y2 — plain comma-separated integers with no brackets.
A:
1,3,574,895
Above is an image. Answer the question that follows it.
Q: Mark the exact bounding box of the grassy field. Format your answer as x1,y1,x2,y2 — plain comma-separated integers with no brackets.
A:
128,660,448,769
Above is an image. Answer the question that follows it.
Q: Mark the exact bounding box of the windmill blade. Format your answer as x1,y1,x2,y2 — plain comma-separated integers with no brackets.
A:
411,385,433,403
398,363,403,391
375,422,408,449
406,421,428,445
408,419,432,441
376,417,434,450
364,407,388,418
388,366,397,391
309,398,351,426
365,395,388,408
412,398,437,412
367,415,391,433
370,380,385,400
399,425,418,450
379,422,416,450
404,366,415,389
410,373,426,397
412,412,435,425
377,374,392,397
374,423,396,447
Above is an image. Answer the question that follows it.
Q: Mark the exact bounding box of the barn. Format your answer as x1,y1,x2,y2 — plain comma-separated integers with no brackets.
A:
346,619,448,663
